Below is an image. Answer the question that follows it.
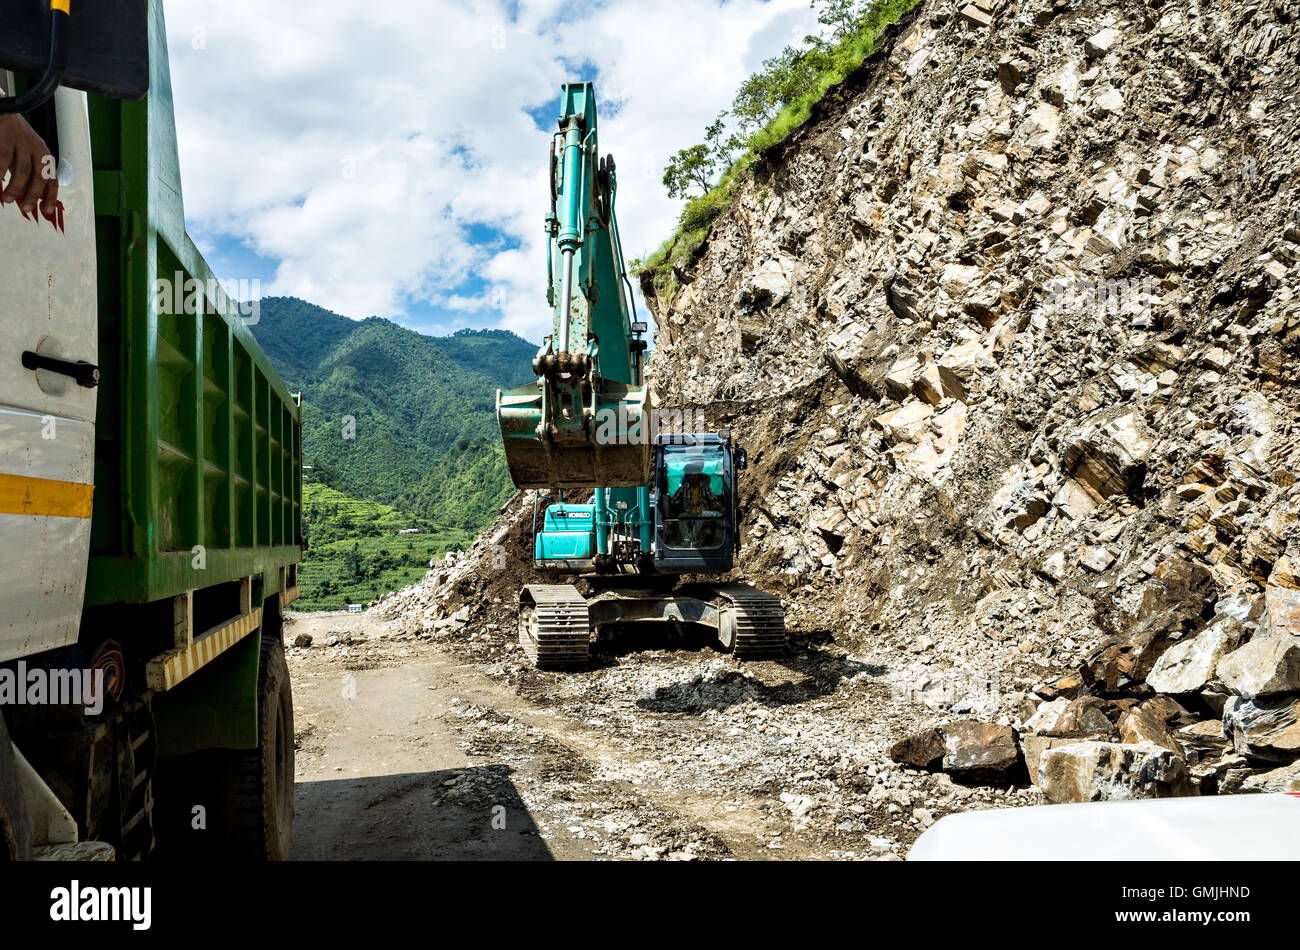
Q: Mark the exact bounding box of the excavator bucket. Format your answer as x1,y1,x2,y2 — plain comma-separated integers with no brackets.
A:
497,379,650,489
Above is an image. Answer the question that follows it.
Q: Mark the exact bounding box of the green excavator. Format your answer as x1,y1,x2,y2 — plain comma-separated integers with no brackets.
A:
495,84,786,669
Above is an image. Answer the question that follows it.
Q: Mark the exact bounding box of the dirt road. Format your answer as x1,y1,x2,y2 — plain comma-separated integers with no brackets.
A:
285,608,1034,860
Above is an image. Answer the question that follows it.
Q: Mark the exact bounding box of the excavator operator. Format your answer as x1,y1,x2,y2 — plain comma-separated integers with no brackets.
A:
667,468,723,547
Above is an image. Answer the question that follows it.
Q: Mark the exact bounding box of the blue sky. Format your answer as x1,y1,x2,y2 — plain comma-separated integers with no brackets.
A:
166,0,815,343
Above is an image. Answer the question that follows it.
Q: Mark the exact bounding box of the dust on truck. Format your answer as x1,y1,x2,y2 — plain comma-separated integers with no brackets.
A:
0,0,300,860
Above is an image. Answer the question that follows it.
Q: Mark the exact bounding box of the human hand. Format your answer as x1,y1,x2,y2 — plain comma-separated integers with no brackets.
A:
0,111,62,228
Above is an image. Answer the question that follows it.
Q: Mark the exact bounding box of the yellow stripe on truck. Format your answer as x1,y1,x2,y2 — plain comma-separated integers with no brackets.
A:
0,473,94,518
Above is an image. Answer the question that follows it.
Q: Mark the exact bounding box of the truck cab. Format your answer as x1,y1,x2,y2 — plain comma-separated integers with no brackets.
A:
0,0,301,862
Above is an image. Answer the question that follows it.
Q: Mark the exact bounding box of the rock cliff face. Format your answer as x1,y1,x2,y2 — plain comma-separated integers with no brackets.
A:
641,0,1300,796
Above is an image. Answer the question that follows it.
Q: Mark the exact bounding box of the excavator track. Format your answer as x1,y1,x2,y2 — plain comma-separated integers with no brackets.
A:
715,585,787,659
519,585,590,669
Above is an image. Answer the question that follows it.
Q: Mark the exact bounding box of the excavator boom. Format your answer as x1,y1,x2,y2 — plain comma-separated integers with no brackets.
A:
496,83,650,489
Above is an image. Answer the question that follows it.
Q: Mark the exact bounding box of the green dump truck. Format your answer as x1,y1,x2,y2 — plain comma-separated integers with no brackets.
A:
0,0,300,860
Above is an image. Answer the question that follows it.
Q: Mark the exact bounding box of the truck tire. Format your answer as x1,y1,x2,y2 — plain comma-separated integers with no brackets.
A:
0,713,32,861
152,605,294,860
224,609,295,860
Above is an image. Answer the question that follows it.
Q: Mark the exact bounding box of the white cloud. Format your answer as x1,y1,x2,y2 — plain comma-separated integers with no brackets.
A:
165,0,813,340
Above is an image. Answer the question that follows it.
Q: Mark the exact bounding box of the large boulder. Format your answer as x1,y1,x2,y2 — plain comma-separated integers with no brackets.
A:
1241,760,1300,793
1022,735,1085,785
1054,696,1120,737
889,721,1022,782
1083,624,1188,693
1023,695,1121,737
1223,694,1300,762
1146,616,1249,694
1139,559,1216,624
1083,560,1217,692
1039,741,1193,803
940,720,1021,780
1177,720,1230,760
1217,637,1300,699
888,727,944,769
736,257,792,310
1118,697,1195,754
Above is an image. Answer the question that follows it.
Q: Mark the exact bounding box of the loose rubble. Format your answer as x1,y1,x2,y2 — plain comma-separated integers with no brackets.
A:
637,0,1300,806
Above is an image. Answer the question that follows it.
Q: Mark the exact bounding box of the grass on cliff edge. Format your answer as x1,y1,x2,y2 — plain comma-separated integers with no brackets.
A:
632,0,921,300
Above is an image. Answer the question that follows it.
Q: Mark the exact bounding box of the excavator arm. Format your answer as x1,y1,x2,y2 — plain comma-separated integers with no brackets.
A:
496,83,651,489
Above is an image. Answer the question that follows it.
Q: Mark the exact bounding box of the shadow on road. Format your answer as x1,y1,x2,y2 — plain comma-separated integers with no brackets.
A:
634,637,885,716
292,765,553,860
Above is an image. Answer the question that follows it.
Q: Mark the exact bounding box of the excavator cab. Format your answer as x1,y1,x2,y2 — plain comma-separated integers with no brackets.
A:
529,431,746,575
652,433,741,573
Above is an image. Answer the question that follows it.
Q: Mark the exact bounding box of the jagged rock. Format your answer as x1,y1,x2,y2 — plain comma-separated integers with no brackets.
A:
1191,753,1249,795
873,399,933,444
888,727,944,769
998,57,1030,95
913,362,967,406
1061,413,1155,504
883,355,923,400
1084,27,1120,59
1217,763,1257,795
737,258,791,310
1084,622,1191,694
1118,697,1194,754
1024,697,1070,733
1241,759,1300,793
1146,616,1249,694
1086,560,1223,690
1217,637,1300,699
1268,558,1300,592
1263,586,1300,639
1178,720,1230,759
939,720,1020,780
1141,559,1216,623
1003,487,1051,531
1022,735,1081,785
885,276,922,322
1039,741,1193,803
958,3,993,30
937,338,991,388
1080,546,1116,573
1034,672,1084,701
822,323,882,399
1053,696,1120,737
1223,694,1300,761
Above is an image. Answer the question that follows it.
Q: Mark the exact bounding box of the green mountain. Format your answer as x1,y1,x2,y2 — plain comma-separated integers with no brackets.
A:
251,296,538,530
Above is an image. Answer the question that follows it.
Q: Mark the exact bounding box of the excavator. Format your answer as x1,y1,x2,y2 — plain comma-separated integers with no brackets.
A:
496,83,786,668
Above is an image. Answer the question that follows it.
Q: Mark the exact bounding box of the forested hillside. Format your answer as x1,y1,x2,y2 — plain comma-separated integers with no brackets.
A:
253,296,537,529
